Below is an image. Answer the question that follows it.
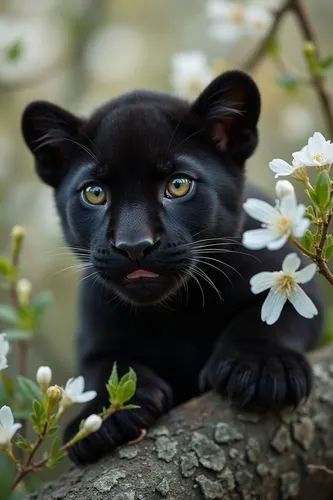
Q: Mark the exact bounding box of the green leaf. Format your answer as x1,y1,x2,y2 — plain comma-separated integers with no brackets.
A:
32,400,45,422
32,291,53,321
119,367,137,388
301,230,314,252
318,53,333,73
315,170,331,209
5,329,34,341
15,434,34,452
107,382,118,404
17,376,43,402
117,380,136,405
324,234,333,261
305,205,315,220
5,39,24,62
306,187,319,207
276,74,299,92
109,362,119,386
48,436,66,467
0,257,15,279
121,403,140,410
0,305,19,325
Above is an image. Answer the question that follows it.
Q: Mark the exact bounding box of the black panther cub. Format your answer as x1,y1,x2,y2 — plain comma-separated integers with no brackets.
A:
21,70,323,465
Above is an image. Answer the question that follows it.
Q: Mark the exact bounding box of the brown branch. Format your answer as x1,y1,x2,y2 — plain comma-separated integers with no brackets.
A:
242,0,291,71
27,344,333,500
290,0,333,139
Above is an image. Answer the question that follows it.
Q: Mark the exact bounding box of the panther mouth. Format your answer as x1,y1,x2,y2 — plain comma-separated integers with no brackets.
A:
126,269,160,280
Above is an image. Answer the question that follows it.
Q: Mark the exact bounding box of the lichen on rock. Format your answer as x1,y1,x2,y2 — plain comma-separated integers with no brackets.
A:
195,474,226,499
191,431,226,472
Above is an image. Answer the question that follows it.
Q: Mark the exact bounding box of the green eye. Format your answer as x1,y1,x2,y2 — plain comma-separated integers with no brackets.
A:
82,185,107,205
165,176,193,199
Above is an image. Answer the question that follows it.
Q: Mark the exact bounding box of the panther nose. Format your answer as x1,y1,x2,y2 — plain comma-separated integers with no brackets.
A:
114,237,158,261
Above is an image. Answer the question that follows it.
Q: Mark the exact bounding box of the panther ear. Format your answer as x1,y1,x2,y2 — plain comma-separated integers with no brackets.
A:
21,101,84,187
191,70,261,163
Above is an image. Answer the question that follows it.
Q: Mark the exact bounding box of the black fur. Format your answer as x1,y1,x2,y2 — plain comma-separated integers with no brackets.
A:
21,71,323,465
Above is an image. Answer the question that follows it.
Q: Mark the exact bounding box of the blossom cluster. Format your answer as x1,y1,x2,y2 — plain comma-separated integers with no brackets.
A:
242,132,333,325
169,0,278,99
206,0,274,45
0,337,101,448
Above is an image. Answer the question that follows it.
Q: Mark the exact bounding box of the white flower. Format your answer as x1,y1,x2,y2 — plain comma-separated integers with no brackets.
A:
275,180,295,199
242,190,310,250
269,158,301,178
0,334,9,371
36,366,52,392
60,376,96,410
83,414,103,434
207,1,273,44
0,405,22,447
250,253,318,325
170,51,214,100
0,15,66,84
292,132,333,167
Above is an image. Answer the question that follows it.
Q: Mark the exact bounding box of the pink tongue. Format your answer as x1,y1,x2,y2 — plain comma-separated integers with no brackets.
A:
126,269,160,279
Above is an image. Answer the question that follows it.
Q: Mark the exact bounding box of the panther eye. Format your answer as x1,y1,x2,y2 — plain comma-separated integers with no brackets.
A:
82,184,107,206
165,176,193,199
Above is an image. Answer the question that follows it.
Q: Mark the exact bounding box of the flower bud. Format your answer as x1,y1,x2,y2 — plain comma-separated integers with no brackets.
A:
11,225,25,261
36,366,52,392
83,414,103,434
46,385,62,411
16,279,32,307
275,180,295,199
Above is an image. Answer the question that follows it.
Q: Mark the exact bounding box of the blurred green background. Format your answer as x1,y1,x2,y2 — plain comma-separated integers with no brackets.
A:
0,0,332,418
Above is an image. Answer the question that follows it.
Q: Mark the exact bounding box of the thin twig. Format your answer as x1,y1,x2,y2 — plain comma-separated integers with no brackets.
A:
242,0,291,71
290,0,333,138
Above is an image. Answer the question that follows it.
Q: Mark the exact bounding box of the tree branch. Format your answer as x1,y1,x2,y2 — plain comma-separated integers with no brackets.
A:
28,345,333,500
242,0,291,72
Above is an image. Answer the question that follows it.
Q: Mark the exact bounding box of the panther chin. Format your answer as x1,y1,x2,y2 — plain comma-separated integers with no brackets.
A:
99,269,179,306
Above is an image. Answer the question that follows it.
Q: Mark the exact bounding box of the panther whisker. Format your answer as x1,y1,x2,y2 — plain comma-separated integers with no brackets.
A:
194,254,243,280
188,261,223,303
194,257,233,286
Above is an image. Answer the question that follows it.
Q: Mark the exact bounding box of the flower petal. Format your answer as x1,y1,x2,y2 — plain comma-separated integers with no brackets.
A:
295,263,317,284
242,228,276,249
269,159,293,177
308,132,326,157
288,285,318,318
324,142,333,164
279,192,297,218
293,217,310,238
67,376,84,395
9,423,22,439
250,272,277,294
0,356,8,371
74,390,97,403
0,405,14,428
243,198,278,223
261,288,287,325
267,233,289,250
282,253,301,273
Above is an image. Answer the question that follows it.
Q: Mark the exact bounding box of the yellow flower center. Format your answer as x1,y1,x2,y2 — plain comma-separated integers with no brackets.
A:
312,152,325,164
275,216,292,235
276,273,296,296
230,6,245,24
